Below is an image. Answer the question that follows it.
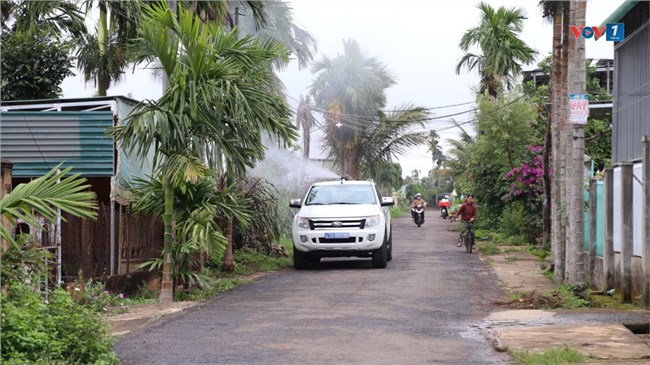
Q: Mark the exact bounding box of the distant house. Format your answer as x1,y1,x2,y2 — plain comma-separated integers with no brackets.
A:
522,58,614,121
0,96,161,282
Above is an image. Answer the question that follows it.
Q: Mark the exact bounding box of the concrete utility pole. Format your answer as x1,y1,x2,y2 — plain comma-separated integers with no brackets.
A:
642,136,650,309
565,0,586,289
603,167,615,290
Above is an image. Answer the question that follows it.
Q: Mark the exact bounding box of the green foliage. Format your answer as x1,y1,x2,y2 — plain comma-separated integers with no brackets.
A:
66,274,132,312
173,277,248,302
372,161,403,195
393,204,411,218
233,178,283,253
447,93,540,234
1,285,118,365
1,165,97,247
0,29,75,101
554,284,590,309
584,118,612,171
230,248,292,276
523,54,612,172
1,236,51,291
510,346,587,365
498,202,540,245
456,2,537,97
479,241,502,255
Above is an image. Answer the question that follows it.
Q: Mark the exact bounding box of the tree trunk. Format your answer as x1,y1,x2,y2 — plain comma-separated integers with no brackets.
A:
555,4,570,283
221,218,234,272
160,180,174,303
97,1,108,96
550,3,563,263
542,102,551,249
220,173,234,273
565,0,586,290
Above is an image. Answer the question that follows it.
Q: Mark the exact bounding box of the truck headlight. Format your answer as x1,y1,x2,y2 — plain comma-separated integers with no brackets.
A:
365,215,380,227
296,217,310,229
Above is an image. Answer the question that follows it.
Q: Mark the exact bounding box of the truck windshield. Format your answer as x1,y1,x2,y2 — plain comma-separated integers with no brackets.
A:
305,185,377,205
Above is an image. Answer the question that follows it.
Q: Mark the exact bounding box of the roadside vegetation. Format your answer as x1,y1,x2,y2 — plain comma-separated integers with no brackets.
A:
510,346,587,365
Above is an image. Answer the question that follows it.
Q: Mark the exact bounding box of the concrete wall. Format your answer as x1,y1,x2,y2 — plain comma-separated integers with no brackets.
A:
591,255,645,301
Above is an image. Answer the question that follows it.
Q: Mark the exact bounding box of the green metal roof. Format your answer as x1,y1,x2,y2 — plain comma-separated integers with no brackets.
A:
0,111,115,177
602,0,639,25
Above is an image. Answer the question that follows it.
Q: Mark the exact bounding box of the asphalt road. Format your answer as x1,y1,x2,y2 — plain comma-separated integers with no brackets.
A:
115,210,510,365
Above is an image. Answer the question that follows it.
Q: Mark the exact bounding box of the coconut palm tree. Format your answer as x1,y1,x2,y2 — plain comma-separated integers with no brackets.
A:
310,39,395,179
112,3,296,301
358,106,429,179
456,2,537,97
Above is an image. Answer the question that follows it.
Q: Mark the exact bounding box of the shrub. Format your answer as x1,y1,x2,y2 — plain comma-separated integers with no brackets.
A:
1,284,118,365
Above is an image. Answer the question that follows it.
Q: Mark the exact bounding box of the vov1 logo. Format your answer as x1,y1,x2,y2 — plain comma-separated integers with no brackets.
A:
570,23,624,41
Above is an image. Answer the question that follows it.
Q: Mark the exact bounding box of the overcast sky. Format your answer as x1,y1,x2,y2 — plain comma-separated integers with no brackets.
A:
61,0,624,178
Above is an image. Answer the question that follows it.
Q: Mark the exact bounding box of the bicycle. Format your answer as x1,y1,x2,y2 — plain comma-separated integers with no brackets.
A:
459,221,474,253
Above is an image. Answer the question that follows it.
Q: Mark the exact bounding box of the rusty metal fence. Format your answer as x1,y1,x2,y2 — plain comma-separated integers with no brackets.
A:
61,203,112,280
118,206,163,275
57,203,163,281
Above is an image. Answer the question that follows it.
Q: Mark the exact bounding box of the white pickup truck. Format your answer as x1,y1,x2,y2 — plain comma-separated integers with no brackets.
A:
289,178,394,269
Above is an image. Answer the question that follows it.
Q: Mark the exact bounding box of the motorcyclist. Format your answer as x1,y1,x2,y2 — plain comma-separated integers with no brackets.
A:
438,195,450,218
411,193,427,221
456,195,477,247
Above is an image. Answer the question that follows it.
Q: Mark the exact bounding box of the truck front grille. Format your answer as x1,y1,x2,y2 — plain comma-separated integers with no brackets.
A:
309,218,366,230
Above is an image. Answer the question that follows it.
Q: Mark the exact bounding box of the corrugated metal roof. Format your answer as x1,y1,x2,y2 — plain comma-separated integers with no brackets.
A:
0,95,139,108
0,112,115,177
602,1,639,25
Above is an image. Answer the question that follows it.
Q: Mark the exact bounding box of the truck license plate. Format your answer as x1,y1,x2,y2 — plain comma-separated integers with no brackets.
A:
324,232,349,239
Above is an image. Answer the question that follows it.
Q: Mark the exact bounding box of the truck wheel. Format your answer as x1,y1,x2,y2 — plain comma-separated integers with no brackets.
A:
293,246,309,270
387,229,393,262
372,238,388,268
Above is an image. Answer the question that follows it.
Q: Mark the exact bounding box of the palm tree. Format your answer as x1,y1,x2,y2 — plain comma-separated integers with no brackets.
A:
310,39,395,178
296,95,315,159
456,2,537,97
112,3,296,301
76,0,143,96
358,106,429,179
234,0,317,71
427,130,446,169
1,0,86,38
539,0,568,277
1,165,97,250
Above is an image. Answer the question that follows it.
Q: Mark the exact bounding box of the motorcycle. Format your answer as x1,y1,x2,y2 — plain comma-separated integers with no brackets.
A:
440,206,449,219
412,205,425,227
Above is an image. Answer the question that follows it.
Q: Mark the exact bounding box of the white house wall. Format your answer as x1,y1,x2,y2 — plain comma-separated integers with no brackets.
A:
612,163,645,257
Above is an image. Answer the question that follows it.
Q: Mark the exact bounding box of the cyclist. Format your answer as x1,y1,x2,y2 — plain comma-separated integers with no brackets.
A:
456,194,477,247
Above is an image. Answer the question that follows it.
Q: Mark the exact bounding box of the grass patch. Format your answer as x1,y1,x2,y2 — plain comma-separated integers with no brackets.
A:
390,204,411,218
229,247,292,276
588,292,643,310
174,277,249,301
510,346,587,365
505,255,519,262
479,241,501,255
496,284,589,309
